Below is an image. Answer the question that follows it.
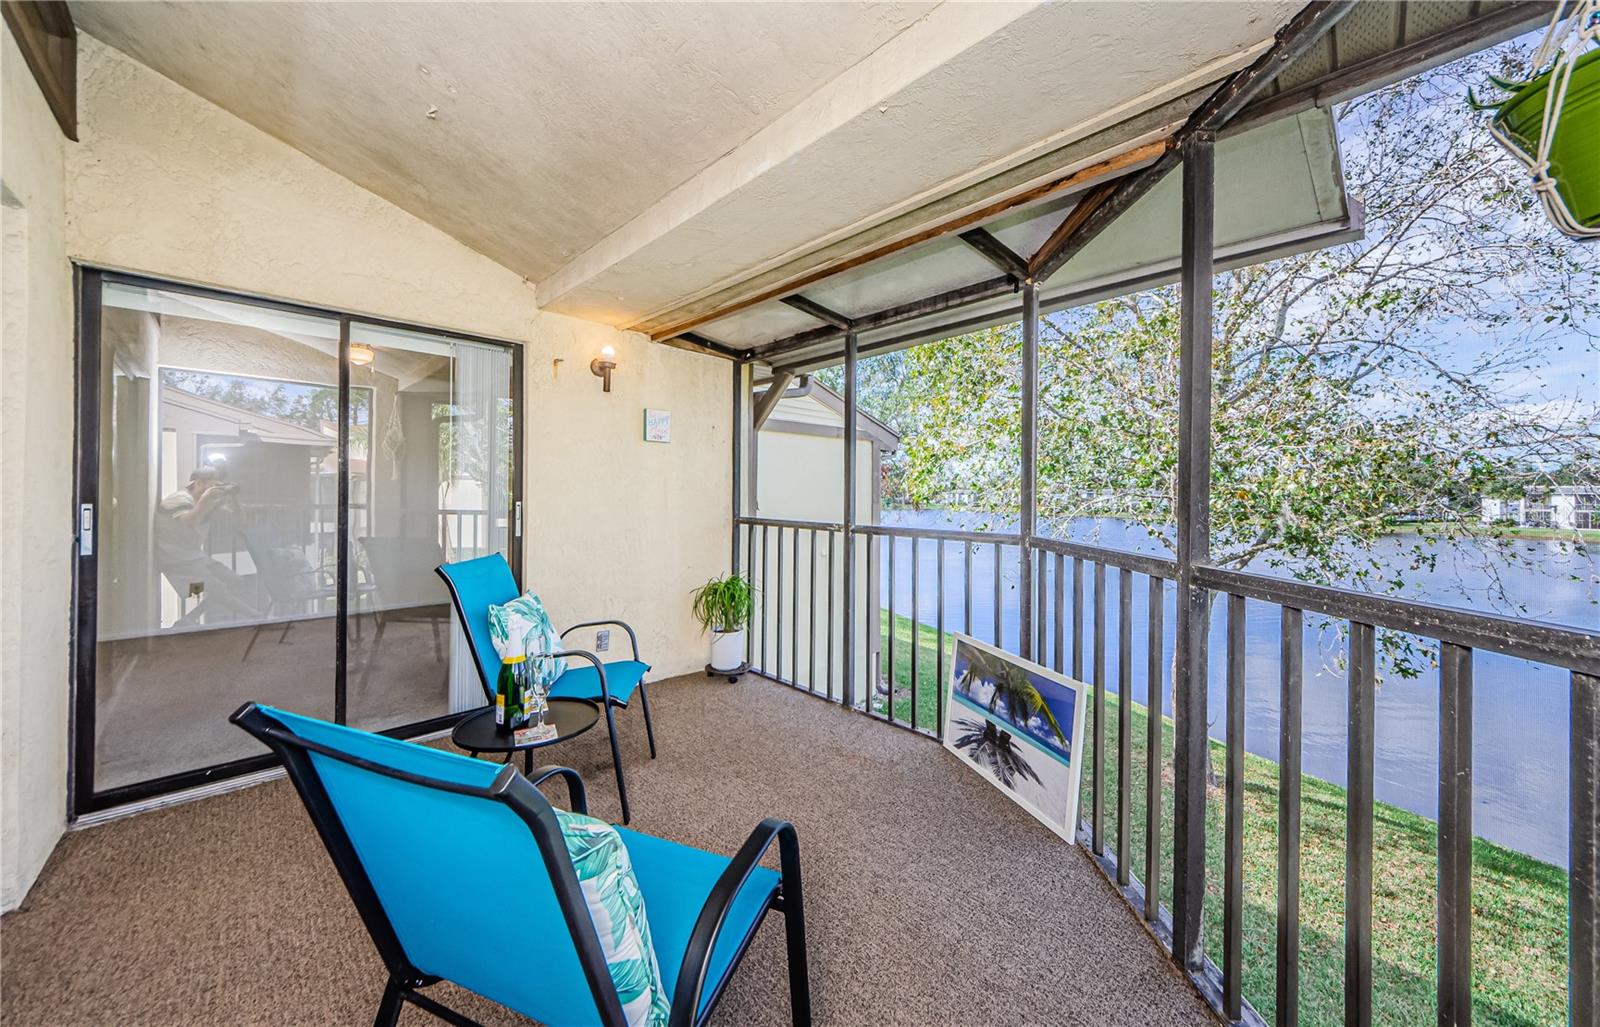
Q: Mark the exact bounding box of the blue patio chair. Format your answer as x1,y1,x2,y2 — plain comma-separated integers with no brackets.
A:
231,702,811,1027
436,554,655,824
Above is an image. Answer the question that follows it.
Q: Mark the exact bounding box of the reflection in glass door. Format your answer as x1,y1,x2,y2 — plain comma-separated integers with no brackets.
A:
73,270,521,812
345,323,516,733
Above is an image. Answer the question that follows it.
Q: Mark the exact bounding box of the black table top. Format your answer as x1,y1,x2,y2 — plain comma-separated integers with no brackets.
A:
452,697,599,753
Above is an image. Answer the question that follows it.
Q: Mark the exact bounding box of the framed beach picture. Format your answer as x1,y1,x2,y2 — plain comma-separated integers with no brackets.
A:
941,633,1087,842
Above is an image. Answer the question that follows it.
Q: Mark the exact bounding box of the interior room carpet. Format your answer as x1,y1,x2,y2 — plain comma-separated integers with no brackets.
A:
0,673,1215,1026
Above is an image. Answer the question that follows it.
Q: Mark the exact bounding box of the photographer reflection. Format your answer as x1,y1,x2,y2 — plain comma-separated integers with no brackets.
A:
156,464,259,627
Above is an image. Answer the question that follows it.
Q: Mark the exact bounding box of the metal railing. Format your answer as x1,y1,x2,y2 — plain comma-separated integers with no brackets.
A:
736,513,1600,1026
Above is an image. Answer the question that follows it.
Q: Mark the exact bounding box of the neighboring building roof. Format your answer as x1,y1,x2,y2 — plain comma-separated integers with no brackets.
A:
761,379,900,451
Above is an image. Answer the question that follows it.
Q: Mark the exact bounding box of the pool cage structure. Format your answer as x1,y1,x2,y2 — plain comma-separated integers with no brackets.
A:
676,4,1600,1025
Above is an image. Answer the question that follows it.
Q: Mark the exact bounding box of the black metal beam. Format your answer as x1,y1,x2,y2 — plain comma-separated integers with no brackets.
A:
958,228,1029,279
756,275,1016,364
1171,131,1215,973
1438,643,1473,1027
1019,282,1038,660
752,371,794,431
731,361,743,571
780,294,855,330
1346,621,1375,1027
663,331,745,360
1195,564,1600,676
1574,672,1600,1027
1029,0,1356,284
1230,1,1549,133
841,329,859,709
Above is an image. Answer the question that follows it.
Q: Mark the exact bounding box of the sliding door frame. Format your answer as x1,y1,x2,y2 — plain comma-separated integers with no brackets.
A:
69,265,525,817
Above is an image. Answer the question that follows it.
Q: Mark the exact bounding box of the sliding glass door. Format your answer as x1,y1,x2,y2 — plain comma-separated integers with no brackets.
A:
72,269,521,813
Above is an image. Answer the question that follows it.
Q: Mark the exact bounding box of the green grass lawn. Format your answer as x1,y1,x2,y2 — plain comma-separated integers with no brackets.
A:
1393,521,1600,544
875,611,1568,1026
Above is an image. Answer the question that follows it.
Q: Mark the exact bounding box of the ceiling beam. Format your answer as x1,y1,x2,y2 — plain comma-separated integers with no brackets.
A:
1228,0,1550,133
1029,0,1357,284
780,295,855,330
659,331,746,361
2,1,77,139
649,139,1168,343
957,228,1029,279
754,275,1016,364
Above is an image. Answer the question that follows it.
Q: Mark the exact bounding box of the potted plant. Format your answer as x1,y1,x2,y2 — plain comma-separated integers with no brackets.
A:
691,573,755,677
1469,9,1600,238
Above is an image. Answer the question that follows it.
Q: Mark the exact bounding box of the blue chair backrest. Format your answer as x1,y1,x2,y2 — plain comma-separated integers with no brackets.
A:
233,704,623,1026
436,554,520,701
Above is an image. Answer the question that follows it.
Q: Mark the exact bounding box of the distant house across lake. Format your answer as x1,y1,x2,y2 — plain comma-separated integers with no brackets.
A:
1481,487,1600,530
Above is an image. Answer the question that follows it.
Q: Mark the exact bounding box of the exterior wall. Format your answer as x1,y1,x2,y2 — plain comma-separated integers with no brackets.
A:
1,29,74,911
754,426,881,702
3,33,730,907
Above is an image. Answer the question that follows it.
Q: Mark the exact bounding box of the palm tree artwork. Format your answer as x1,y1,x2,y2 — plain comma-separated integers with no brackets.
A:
954,649,1071,760
951,716,1041,790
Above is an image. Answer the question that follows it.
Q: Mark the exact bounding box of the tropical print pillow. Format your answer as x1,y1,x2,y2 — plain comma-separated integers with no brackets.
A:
556,810,670,1027
487,591,566,688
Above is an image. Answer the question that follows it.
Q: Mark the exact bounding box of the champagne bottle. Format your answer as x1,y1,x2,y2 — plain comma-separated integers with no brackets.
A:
497,650,527,727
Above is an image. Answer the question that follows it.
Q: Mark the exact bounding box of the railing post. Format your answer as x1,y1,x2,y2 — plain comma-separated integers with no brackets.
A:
1020,281,1039,661
732,360,744,572
1171,129,1215,972
1574,672,1599,1027
1439,642,1473,1027
842,328,859,709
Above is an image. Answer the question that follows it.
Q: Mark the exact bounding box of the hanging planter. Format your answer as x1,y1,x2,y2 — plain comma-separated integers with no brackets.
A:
1469,1,1600,239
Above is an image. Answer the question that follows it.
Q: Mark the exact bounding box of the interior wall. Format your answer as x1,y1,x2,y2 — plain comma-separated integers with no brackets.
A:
1,28,74,911
66,34,731,671
0,31,729,909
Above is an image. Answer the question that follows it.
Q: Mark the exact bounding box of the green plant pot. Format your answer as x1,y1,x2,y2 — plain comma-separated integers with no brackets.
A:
1490,47,1600,230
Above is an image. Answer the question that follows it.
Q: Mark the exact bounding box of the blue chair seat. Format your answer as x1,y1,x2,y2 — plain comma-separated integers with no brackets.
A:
550,660,651,706
618,827,781,1020
230,703,810,1027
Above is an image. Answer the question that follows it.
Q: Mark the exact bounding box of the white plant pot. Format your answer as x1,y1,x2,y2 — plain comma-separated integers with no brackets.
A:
709,629,746,673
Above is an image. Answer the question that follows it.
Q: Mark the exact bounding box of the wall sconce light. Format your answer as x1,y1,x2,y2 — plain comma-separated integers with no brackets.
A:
590,345,617,392
349,342,375,366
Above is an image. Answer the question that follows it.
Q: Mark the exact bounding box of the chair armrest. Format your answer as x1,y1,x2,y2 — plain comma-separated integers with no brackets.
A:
669,818,800,1027
524,765,588,816
532,648,611,705
561,619,642,661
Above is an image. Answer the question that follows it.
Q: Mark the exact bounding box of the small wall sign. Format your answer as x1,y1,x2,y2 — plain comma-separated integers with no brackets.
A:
644,408,671,443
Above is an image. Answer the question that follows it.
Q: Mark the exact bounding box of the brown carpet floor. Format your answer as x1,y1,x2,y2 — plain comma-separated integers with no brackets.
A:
1,674,1213,1026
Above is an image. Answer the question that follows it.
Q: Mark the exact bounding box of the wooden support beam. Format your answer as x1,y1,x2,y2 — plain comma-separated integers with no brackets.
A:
957,228,1029,279
780,295,854,330
1026,180,1122,280
2,0,77,140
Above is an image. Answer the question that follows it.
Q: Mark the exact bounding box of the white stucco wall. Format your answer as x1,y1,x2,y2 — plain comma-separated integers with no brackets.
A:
2,32,730,908
66,34,729,666
1,29,74,911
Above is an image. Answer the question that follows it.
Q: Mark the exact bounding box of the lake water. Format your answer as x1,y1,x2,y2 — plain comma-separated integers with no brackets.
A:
879,509,1599,868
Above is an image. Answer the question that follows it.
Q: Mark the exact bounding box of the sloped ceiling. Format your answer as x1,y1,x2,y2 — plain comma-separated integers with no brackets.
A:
70,1,1306,334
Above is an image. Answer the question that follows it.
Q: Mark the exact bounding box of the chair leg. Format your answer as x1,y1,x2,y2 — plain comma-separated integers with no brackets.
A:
373,977,404,1027
780,833,812,1027
637,682,658,759
241,600,274,662
603,701,631,825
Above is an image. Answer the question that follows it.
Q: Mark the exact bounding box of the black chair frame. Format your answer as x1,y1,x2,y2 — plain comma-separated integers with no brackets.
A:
231,702,811,1027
